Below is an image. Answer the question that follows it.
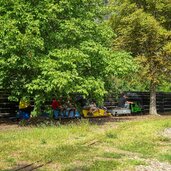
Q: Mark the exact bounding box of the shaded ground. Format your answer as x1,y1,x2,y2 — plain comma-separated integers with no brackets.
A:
0,114,171,129
0,114,147,128
8,160,53,171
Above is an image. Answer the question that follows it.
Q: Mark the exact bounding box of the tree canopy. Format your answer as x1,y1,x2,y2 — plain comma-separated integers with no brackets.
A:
0,0,136,105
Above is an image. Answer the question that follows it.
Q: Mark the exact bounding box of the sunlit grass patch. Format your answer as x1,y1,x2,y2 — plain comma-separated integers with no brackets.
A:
0,158,15,171
120,141,156,156
162,122,171,128
43,144,95,163
64,165,89,171
83,160,120,171
159,153,171,163
64,158,147,171
104,119,171,157
125,159,147,166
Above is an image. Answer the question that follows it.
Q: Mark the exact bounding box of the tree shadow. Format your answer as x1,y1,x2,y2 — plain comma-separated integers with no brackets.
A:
7,160,52,171
0,114,151,128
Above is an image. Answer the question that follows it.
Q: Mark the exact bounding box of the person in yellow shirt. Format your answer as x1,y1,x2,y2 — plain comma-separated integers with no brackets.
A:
19,99,30,109
18,98,32,120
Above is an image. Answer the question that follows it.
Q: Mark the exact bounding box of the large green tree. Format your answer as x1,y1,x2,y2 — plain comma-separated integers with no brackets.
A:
109,0,171,114
0,0,136,106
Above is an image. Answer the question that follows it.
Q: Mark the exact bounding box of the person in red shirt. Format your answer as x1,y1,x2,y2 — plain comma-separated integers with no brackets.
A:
52,98,65,118
51,98,60,110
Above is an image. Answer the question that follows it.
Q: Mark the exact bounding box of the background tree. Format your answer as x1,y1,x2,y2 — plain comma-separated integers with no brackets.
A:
131,0,171,30
109,0,171,114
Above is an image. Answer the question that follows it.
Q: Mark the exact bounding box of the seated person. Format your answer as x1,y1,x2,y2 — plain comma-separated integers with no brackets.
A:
18,98,33,120
76,95,87,108
66,97,76,117
51,98,60,110
88,100,98,114
118,93,133,108
51,98,64,115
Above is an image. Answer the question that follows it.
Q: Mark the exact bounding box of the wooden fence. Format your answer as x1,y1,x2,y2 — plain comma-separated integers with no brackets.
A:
0,90,17,118
128,92,171,113
0,91,171,117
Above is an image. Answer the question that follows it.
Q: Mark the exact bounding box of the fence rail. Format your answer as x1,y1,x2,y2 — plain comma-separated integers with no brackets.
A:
0,90,17,118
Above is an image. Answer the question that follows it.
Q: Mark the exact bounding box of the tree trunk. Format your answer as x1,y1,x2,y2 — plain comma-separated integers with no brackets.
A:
149,81,158,115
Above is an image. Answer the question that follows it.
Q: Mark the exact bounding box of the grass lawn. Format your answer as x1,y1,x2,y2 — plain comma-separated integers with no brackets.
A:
0,115,171,171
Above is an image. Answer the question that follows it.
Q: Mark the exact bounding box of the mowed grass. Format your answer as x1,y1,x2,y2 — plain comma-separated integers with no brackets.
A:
0,116,171,171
